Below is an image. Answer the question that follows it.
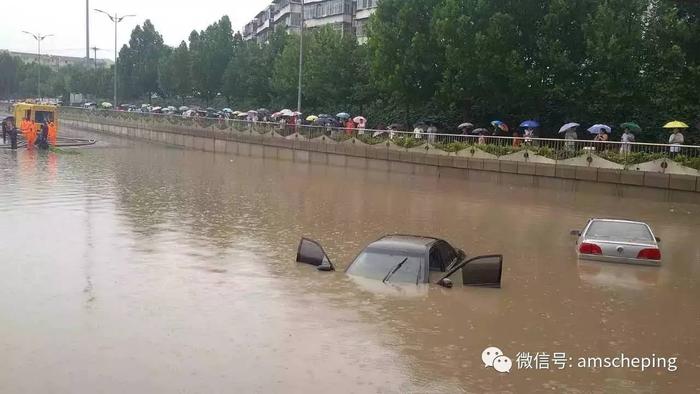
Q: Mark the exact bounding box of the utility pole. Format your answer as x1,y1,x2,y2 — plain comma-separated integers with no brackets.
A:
297,0,304,114
86,0,90,62
22,31,53,99
94,9,134,106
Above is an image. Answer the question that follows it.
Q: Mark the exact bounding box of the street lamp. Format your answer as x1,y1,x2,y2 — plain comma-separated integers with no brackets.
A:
94,8,135,107
297,0,305,113
22,31,53,99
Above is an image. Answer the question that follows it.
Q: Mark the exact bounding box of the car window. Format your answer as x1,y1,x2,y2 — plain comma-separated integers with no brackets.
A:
347,249,423,283
437,241,456,266
429,246,442,272
586,221,654,243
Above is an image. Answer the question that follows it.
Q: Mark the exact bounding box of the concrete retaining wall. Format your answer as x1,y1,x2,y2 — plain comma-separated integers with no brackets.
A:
61,117,700,202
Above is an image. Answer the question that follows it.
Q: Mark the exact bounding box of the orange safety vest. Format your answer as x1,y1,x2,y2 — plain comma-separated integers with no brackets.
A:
48,122,57,145
26,121,37,146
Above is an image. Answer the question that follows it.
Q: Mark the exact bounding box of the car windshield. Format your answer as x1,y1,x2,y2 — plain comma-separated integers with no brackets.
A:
347,249,423,283
586,221,654,243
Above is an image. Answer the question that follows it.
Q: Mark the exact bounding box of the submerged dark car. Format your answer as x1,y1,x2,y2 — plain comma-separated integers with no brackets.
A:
296,235,503,289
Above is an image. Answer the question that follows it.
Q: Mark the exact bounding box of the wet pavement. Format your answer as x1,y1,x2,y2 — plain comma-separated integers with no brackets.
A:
0,127,698,393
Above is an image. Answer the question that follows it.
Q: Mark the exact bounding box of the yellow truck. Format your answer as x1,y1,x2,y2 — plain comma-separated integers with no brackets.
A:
12,102,59,133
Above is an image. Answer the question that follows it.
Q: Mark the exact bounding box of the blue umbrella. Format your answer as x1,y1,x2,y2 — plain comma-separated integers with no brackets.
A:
587,124,612,134
519,120,540,129
336,112,351,120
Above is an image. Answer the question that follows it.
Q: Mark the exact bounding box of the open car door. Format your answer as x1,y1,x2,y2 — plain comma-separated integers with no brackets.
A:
436,255,503,288
296,238,335,271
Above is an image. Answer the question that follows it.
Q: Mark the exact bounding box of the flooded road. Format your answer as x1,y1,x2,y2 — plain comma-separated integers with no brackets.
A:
1,127,699,393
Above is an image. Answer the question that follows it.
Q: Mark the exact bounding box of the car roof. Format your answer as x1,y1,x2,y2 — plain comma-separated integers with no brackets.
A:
366,235,440,255
588,218,651,226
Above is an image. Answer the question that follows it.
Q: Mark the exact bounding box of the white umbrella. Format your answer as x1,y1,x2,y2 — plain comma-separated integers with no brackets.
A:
458,122,474,130
236,112,248,118
179,106,189,111
280,109,295,117
222,108,233,113
101,102,113,108
353,116,367,124
559,122,580,134
587,124,611,134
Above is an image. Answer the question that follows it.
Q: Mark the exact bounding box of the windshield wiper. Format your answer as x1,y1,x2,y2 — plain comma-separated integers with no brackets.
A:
382,257,408,284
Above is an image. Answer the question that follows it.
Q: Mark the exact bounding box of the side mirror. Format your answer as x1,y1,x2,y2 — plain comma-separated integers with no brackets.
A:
437,255,503,288
655,237,661,243
437,278,453,288
570,230,581,236
296,238,335,271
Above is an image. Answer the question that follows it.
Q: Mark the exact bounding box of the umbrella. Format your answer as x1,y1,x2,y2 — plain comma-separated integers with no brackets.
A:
559,122,580,133
179,106,189,111
491,120,509,132
306,115,319,122
237,112,249,118
388,123,404,130
141,104,149,108
519,120,540,129
167,106,176,111
280,109,295,117
248,110,258,114
318,114,333,119
620,122,641,132
206,107,215,111
336,112,351,120
663,121,689,129
473,128,489,135
458,122,474,130
587,124,611,134
101,102,113,108
314,118,340,127
151,106,162,111
222,108,233,113
353,116,367,124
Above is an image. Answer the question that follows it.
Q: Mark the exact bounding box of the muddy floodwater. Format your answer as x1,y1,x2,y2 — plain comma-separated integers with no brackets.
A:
1,127,699,393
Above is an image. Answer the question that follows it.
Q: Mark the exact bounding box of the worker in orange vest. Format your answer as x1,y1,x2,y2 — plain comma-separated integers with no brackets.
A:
26,119,37,147
20,118,31,144
48,120,57,145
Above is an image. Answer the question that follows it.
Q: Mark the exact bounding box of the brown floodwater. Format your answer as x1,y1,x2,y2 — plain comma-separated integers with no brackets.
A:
1,127,699,393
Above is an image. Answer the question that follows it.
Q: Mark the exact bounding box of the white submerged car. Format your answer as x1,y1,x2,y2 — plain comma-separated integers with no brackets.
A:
571,219,662,266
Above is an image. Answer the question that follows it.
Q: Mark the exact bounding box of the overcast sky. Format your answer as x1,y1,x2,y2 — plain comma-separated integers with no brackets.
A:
0,0,270,59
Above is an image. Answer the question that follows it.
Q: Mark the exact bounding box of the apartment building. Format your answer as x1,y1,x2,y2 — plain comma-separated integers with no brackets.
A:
7,51,113,71
243,0,379,44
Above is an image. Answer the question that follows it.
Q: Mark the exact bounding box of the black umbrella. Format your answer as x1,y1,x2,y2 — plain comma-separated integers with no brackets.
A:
314,117,340,127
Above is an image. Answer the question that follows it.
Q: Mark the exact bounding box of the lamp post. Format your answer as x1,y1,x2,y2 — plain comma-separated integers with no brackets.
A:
94,9,134,107
297,0,304,114
21,31,53,99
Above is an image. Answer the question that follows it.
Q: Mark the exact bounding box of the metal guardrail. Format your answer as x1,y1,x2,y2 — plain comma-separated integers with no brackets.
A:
60,107,700,172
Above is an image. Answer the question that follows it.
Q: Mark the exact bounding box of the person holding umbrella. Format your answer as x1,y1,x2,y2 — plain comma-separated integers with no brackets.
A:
353,116,367,135
519,120,540,145
559,123,580,151
664,121,688,157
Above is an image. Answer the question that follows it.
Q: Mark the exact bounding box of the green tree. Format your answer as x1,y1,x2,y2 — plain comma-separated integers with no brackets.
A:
368,0,444,124
190,16,233,105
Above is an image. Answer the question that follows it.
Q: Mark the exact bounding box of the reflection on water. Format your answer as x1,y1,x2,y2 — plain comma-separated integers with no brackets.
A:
0,128,698,393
